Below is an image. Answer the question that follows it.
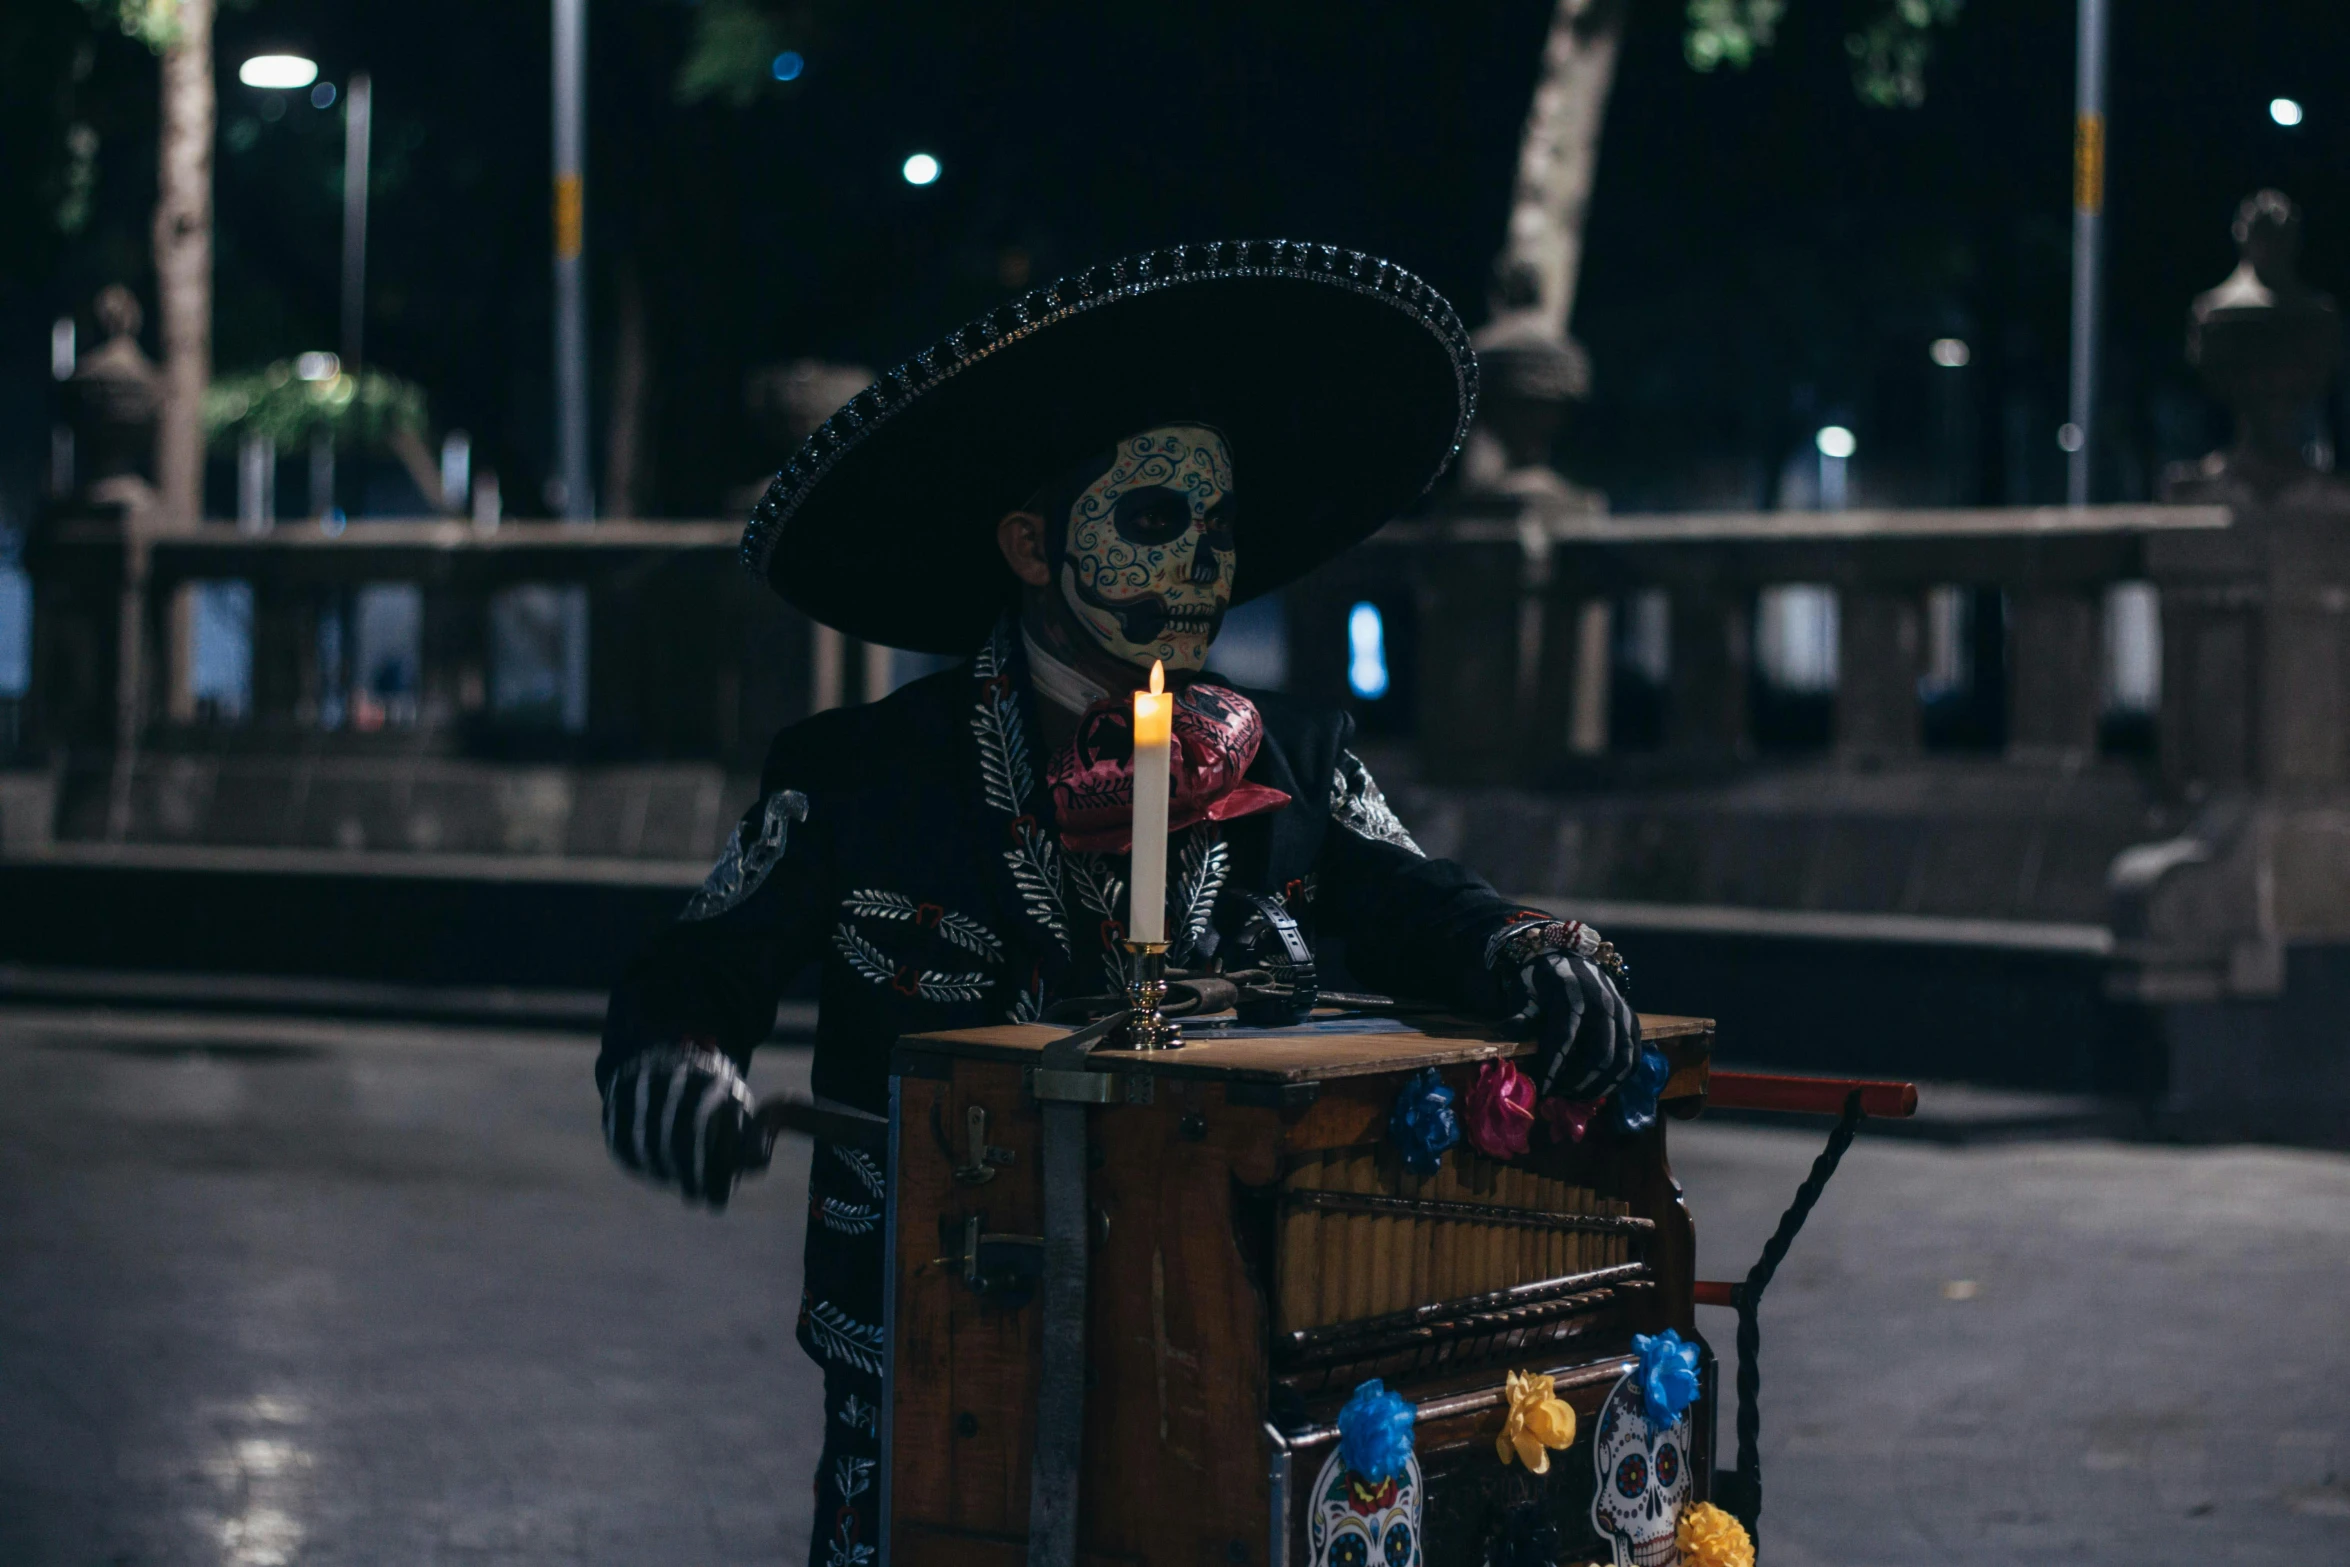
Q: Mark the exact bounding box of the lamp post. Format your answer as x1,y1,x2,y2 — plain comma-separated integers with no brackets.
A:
237,53,370,519
2066,0,2109,506
551,0,592,521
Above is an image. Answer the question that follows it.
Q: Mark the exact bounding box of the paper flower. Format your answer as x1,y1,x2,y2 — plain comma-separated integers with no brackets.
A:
1613,1046,1672,1133
1494,1369,1577,1474
1463,1058,1535,1158
1633,1328,1703,1435
1537,1095,1600,1144
1676,1502,1755,1567
1388,1067,1460,1175
1336,1378,1416,1485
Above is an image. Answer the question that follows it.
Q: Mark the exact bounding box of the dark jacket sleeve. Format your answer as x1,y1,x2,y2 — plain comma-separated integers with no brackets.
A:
595,713,844,1093
1311,738,1537,1016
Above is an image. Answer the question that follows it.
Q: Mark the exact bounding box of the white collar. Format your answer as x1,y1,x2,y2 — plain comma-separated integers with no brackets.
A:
1021,626,1113,716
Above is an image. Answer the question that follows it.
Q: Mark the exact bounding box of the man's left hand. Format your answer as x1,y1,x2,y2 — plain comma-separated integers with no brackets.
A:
1523,951,1641,1101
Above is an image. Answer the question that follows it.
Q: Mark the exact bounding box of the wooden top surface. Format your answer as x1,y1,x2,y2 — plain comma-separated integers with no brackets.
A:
897,1012,1713,1085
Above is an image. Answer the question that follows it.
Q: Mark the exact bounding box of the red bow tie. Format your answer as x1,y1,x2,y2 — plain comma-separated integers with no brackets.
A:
1048,682,1292,853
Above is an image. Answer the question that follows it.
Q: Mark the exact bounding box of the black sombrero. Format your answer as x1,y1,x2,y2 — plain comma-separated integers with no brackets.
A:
741,238,1477,654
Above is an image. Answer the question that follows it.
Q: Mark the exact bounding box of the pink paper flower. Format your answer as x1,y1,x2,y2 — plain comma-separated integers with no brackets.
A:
1464,1058,1536,1159
1538,1095,1602,1145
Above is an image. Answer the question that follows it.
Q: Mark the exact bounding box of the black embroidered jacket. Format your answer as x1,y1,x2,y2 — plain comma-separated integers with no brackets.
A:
598,624,1547,1116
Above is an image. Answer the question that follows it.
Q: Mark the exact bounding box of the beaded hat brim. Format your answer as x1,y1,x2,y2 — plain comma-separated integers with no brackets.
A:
741,239,1477,654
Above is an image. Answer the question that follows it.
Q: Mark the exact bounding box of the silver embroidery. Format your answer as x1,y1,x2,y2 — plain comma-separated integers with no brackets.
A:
1329,750,1423,855
832,1145,885,1197
681,789,809,920
1169,831,1230,965
841,889,1004,961
972,627,1068,951
806,1299,885,1374
831,923,991,1004
816,1195,882,1235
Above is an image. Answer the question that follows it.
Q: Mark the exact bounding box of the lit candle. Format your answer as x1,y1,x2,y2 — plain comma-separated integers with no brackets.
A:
1129,660,1173,944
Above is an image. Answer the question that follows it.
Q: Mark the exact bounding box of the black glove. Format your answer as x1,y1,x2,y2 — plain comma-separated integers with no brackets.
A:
602,1044,761,1209
1523,950,1640,1101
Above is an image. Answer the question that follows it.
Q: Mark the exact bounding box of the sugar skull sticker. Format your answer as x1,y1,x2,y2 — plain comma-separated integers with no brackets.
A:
1591,1368,1691,1567
1057,423,1236,673
1307,1445,1422,1567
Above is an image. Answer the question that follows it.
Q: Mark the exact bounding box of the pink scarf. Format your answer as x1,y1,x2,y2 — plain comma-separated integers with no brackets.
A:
1048,681,1291,853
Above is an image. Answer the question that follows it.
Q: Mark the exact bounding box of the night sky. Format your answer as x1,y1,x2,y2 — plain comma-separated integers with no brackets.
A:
6,0,2347,523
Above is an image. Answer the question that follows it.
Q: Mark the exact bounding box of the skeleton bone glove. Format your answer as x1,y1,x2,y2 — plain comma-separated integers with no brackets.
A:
602,1044,760,1209
1486,920,1641,1101
1524,952,1641,1101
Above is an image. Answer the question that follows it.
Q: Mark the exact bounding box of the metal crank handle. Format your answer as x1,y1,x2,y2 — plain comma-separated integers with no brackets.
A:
742,1094,890,1170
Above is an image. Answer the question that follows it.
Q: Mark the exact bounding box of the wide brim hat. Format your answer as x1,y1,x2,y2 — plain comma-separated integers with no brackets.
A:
741,239,1477,654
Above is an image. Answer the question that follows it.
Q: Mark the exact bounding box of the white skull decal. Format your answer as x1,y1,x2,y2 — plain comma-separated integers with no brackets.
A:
1591,1369,1690,1567
1307,1445,1422,1567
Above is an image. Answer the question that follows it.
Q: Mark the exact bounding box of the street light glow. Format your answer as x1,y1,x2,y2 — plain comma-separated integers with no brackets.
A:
239,54,319,90
1815,425,1856,460
296,351,341,382
2270,97,2304,127
1929,337,1971,368
901,152,941,186
771,50,804,82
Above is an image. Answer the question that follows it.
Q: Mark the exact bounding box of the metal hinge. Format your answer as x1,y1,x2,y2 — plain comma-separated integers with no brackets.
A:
934,1213,1045,1301
952,1103,1016,1185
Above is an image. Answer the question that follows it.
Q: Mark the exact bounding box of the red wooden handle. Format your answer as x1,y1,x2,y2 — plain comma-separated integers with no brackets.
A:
1692,1280,1738,1308
1705,1071,1918,1119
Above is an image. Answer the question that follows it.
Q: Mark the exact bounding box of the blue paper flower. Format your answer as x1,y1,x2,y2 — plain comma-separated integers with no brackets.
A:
1633,1328,1702,1435
1336,1378,1417,1484
1614,1045,1672,1133
1388,1067,1460,1175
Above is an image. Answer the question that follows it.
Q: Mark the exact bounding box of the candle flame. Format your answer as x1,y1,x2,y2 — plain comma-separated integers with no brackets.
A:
1149,660,1164,695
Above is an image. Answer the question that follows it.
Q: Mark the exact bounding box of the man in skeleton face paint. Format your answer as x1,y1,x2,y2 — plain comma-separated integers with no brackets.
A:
591,242,1638,1565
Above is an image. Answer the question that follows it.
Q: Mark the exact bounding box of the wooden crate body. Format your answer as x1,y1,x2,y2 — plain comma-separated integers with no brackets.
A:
883,1016,1713,1566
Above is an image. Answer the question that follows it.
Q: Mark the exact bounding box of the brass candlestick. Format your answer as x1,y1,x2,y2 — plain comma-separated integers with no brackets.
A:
1118,939,1183,1051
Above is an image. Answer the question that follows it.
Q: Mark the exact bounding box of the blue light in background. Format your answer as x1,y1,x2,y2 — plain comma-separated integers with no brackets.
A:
1347,601,1389,700
771,50,805,81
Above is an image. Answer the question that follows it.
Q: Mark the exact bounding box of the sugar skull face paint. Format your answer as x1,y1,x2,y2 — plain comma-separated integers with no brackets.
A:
1057,424,1236,673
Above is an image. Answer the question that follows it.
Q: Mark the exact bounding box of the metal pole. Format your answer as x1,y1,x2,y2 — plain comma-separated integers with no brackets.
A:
2066,0,2109,507
341,71,371,373
552,0,592,521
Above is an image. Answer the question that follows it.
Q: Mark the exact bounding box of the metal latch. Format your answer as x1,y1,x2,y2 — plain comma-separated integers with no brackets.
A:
935,1213,1045,1303
952,1103,1016,1186
1026,1067,1154,1105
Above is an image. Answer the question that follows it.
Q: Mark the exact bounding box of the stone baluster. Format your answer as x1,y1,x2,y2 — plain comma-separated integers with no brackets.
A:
2007,590,2102,758
1834,588,1922,756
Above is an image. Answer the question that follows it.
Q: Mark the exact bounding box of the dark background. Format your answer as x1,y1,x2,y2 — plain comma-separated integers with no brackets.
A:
4,0,2346,529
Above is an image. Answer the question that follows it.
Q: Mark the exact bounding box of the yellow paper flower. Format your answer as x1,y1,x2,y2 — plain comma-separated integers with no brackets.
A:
1494,1369,1577,1473
1676,1502,1755,1567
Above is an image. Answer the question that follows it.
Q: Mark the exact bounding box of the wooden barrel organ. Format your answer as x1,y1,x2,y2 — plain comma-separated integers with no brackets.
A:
875,1013,1909,1566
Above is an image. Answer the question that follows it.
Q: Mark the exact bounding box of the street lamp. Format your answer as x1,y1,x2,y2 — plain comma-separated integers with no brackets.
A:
902,152,941,186
2270,97,2304,127
237,54,317,90
1815,425,1855,511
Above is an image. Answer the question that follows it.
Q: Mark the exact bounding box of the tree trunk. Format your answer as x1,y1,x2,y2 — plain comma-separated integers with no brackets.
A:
604,255,650,518
1496,0,1626,341
152,0,214,532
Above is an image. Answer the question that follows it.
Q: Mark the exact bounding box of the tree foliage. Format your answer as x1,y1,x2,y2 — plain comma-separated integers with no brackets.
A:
76,0,182,52
204,363,429,451
1685,0,1964,107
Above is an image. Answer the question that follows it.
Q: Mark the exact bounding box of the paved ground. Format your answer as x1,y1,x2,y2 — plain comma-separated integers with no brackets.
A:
2,1005,2345,1566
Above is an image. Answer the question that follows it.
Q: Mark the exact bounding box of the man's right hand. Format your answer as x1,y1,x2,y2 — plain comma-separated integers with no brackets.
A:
602,1044,760,1209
